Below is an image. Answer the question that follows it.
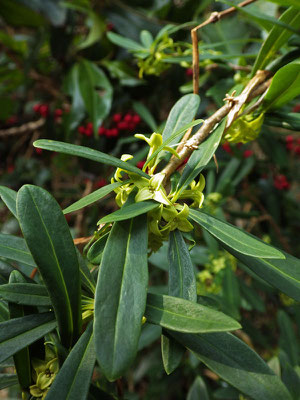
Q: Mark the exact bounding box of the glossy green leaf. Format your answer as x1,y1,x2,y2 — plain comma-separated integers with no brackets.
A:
87,233,109,265
264,61,300,109
0,283,50,307
98,201,158,224
0,234,36,267
187,376,209,400
78,60,113,136
64,182,125,214
252,7,300,75
107,31,146,52
278,310,299,367
0,374,18,390
46,322,95,400
189,209,285,259
77,251,95,296
0,312,56,363
171,331,292,400
94,216,148,381
177,118,226,194
224,245,300,302
33,140,149,178
222,266,240,320
133,101,157,131
0,301,9,322
8,271,31,389
161,334,185,375
17,185,81,348
145,293,241,333
0,186,17,218
269,0,300,7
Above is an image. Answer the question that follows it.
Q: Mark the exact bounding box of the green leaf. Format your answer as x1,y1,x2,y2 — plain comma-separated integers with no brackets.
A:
78,60,113,137
98,201,158,224
0,374,18,390
17,185,81,348
268,0,300,9
264,61,300,109
77,251,96,296
64,182,125,214
278,310,299,367
140,30,153,48
161,334,185,375
0,283,50,307
252,7,300,75
33,140,149,178
160,94,200,158
94,216,148,381
189,209,285,259
46,322,95,400
133,102,157,131
0,186,17,218
138,323,161,351
170,331,292,400
224,246,300,302
187,376,209,400
177,118,226,194
107,31,147,52
0,234,36,267
87,233,109,265
222,266,241,320
145,293,241,333
0,312,57,363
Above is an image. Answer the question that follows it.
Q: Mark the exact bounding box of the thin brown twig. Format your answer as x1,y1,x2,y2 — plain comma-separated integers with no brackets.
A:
0,118,45,137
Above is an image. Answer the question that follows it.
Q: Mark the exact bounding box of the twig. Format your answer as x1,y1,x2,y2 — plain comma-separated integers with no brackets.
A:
0,118,45,138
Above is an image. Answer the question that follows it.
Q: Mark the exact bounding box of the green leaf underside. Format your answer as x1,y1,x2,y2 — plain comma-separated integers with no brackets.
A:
17,185,81,348
177,118,226,194
94,216,148,381
0,313,57,363
0,284,51,306
0,186,17,218
0,374,18,390
223,245,300,302
189,209,285,259
33,140,148,178
0,233,36,267
46,322,95,400
170,331,292,400
187,376,209,400
252,7,300,74
98,201,158,224
87,234,108,265
63,181,125,214
145,293,240,333
161,334,184,375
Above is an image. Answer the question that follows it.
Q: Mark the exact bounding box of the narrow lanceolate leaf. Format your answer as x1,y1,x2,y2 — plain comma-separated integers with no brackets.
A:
77,251,96,296
171,332,292,400
0,284,50,307
17,185,81,348
33,140,148,178
264,61,300,109
145,293,240,333
46,322,95,400
94,216,148,381
0,234,36,267
223,245,300,302
98,201,158,224
107,31,147,52
189,209,285,259
0,374,18,390
8,271,31,390
0,186,17,218
187,376,209,400
87,234,109,265
278,310,299,367
0,313,56,363
252,7,300,75
162,230,197,373
64,182,125,214
177,118,226,194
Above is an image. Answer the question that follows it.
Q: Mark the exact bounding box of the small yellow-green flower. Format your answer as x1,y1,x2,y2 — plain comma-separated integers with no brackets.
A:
30,357,59,399
223,113,264,143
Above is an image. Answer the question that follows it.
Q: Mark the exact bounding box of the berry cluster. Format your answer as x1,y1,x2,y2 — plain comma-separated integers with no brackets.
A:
285,135,300,155
273,174,290,190
78,112,141,139
222,142,253,158
33,104,65,121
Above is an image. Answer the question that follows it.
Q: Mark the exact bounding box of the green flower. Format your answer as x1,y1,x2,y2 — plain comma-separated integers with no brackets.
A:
30,357,59,399
135,173,172,206
223,112,264,143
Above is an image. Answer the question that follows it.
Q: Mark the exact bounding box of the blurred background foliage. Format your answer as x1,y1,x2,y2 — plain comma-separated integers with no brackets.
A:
0,0,300,399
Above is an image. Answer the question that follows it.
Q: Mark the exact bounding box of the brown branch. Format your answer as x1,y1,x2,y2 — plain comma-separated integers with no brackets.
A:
0,118,45,138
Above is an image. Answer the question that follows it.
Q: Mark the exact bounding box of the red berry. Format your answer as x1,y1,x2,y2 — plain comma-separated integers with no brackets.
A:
222,142,232,154
132,114,141,124
117,121,128,130
137,160,146,169
285,135,294,143
39,104,49,118
128,122,136,131
186,68,193,77
297,138,300,145
293,104,300,113
286,142,294,151
86,122,93,130
111,128,119,137
295,145,300,155
98,126,106,136
113,113,122,123
6,116,18,125
33,104,41,113
35,148,43,155
273,174,290,190
124,114,132,122
85,127,93,137
95,178,107,188
243,150,253,158
78,126,86,135
54,108,63,117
